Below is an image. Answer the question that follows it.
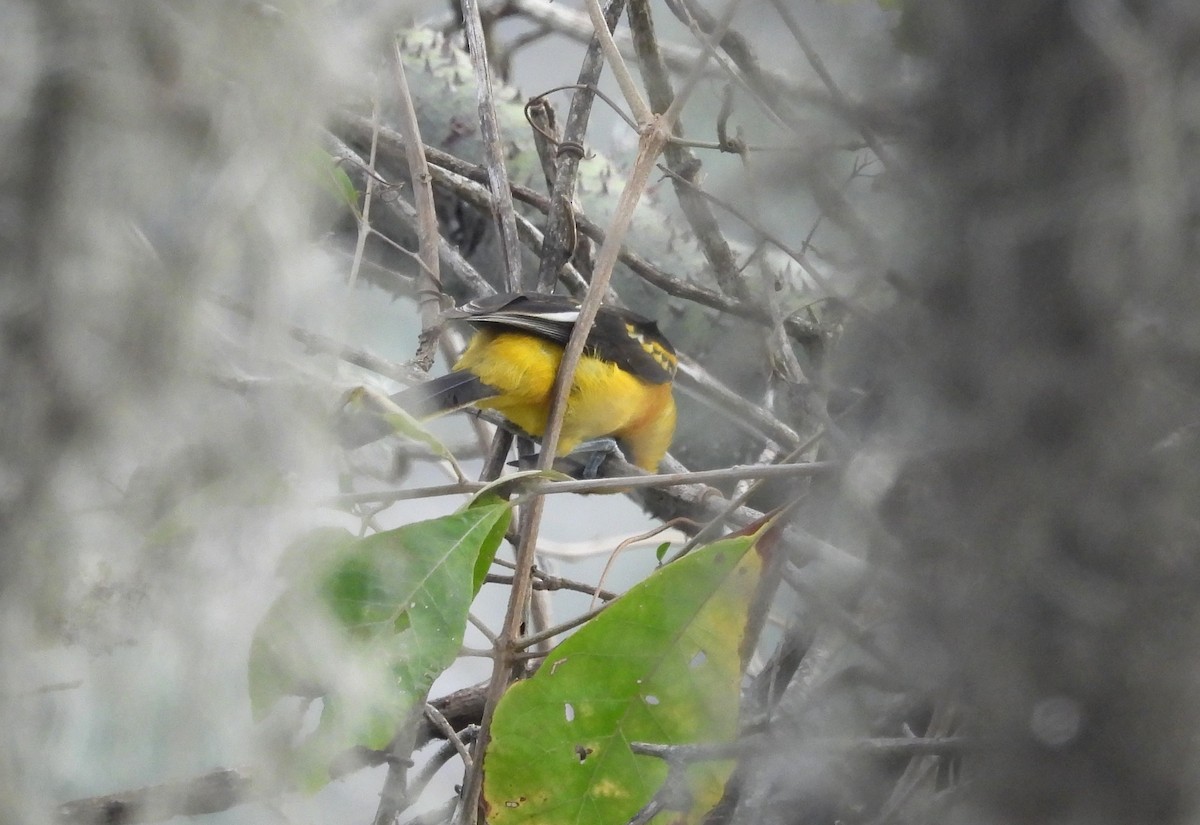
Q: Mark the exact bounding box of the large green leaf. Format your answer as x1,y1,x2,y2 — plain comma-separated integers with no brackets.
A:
484,532,764,825
249,499,510,783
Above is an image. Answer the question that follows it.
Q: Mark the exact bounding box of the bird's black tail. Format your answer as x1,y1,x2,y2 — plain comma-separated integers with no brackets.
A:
337,370,499,448
390,370,498,418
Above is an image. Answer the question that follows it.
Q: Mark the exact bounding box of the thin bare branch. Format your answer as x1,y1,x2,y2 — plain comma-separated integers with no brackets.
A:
765,0,899,176
653,162,841,303
334,112,829,351
333,460,833,506
425,704,475,768
460,0,524,290
581,0,651,123
660,0,746,126
512,599,613,650
325,136,495,298
533,0,630,291
486,571,618,601
626,0,749,300
391,37,447,367
347,97,381,289
407,728,478,810
491,556,619,600
504,0,832,108
663,0,793,130
211,292,428,386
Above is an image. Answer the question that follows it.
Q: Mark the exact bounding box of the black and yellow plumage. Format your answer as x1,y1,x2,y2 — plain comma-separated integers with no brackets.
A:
355,292,678,472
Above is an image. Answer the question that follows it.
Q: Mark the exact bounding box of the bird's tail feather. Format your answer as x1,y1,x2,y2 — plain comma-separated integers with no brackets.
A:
390,370,498,419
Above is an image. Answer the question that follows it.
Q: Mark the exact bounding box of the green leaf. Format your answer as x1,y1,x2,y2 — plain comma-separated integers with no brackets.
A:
483,532,763,825
328,164,360,211
306,148,361,214
340,386,470,484
342,384,470,482
473,468,573,504
338,386,469,481
249,502,510,785
654,541,671,566
381,409,464,474
464,494,511,594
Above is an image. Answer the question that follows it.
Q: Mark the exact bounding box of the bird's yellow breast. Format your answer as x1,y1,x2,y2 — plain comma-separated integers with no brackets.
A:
452,330,676,471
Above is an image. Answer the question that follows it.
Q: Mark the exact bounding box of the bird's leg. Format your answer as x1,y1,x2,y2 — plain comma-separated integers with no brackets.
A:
508,437,627,479
569,437,625,479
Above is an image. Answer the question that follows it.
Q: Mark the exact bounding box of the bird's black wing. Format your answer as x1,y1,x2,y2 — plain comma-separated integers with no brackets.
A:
447,292,677,384
446,293,582,344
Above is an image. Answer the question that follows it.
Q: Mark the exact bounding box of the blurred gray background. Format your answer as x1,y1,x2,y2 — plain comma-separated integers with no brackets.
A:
5,1,1200,824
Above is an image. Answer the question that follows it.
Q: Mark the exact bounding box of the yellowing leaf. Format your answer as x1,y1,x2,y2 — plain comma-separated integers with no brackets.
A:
484,532,764,825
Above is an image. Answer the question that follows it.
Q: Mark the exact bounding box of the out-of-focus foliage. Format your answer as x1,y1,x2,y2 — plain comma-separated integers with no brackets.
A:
249,502,508,784
10,2,1200,825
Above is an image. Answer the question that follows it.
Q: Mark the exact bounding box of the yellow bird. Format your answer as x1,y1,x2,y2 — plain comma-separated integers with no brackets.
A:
353,292,678,473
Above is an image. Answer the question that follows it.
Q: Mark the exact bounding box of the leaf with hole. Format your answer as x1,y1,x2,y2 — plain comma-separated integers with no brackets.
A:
483,531,766,825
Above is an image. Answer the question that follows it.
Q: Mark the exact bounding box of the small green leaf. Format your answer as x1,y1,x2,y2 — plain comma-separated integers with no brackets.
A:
473,468,573,504
381,409,459,465
654,541,671,566
484,532,764,825
328,164,360,210
305,148,361,214
339,385,469,482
